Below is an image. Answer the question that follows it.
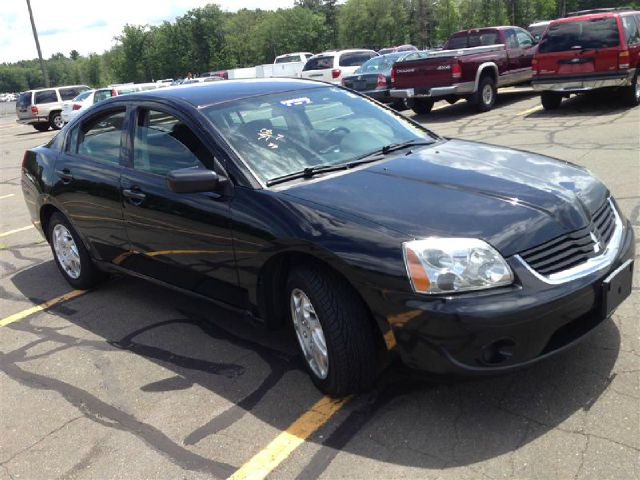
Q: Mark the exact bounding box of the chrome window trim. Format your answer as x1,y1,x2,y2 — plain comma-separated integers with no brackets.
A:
515,198,624,284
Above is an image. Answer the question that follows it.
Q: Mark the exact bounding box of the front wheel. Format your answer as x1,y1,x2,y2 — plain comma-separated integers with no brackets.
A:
408,98,434,115
621,71,640,107
48,212,105,289
541,91,562,110
286,265,379,396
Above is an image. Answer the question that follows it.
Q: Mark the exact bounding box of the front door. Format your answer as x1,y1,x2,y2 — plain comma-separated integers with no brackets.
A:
119,106,243,306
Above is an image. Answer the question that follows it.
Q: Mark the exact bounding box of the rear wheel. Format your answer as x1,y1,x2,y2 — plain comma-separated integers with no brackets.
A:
621,70,640,107
49,111,64,130
33,123,49,132
471,76,496,112
48,212,105,289
286,265,379,396
541,91,562,110
408,98,434,115
390,99,407,111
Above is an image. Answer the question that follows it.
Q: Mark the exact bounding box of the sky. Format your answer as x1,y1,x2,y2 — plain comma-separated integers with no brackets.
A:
0,0,295,63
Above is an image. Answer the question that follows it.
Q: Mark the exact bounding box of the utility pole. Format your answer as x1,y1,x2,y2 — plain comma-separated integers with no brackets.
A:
26,0,49,87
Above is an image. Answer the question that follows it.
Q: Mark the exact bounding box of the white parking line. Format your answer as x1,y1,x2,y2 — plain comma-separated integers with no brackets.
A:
0,225,35,238
0,194,15,200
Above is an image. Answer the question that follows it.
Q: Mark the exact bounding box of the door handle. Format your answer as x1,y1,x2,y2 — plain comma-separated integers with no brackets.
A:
56,168,73,183
122,187,146,205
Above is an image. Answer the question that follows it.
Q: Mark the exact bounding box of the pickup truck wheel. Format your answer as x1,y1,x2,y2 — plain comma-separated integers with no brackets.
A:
541,92,562,110
286,265,379,396
390,99,407,111
621,71,640,107
48,212,105,289
33,123,49,132
408,98,434,115
472,76,496,112
49,111,64,130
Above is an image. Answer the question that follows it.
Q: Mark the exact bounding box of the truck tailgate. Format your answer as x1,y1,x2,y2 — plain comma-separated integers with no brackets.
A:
393,57,456,89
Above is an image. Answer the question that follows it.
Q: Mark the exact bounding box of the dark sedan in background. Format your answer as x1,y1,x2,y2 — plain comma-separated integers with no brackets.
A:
21,79,634,396
341,51,425,109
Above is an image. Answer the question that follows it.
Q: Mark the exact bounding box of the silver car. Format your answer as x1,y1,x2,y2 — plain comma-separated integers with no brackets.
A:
16,85,90,132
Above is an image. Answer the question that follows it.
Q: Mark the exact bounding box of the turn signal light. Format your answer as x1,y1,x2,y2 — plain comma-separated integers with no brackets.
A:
390,67,395,84
331,68,342,79
452,62,462,79
376,74,387,88
72,104,82,111
618,50,629,70
31,105,38,114
404,248,430,292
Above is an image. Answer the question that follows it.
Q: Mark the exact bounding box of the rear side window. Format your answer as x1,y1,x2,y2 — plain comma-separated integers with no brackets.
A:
339,52,377,66
133,109,213,176
539,17,620,53
34,90,58,104
59,87,87,101
17,92,32,108
621,15,640,45
74,109,125,164
469,31,500,47
93,90,113,103
303,56,334,71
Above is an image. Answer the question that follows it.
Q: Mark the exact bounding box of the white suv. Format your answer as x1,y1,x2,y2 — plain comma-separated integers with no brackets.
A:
16,85,90,131
301,49,378,84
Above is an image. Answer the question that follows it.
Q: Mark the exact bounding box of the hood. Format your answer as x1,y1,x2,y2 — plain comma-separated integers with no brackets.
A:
281,139,608,256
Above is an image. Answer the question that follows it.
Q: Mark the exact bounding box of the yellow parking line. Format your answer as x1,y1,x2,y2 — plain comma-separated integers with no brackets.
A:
0,194,15,200
516,105,543,116
228,395,350,480
0,225,34,238
0,289,87,327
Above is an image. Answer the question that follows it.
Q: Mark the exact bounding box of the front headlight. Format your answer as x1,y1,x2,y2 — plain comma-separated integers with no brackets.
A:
402,238,513,294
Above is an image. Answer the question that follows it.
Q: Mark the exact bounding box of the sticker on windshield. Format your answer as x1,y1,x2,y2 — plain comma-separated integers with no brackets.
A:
258,128,285,149
280,97,312,107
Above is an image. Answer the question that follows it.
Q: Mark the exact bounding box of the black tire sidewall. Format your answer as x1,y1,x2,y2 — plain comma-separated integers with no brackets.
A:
49,112,63,130
541,91,562,110
409,98,434,115
475,77,496,111
48,212,101,289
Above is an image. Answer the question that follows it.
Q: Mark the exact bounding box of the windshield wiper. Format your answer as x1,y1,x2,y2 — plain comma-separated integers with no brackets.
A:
266,139,434,187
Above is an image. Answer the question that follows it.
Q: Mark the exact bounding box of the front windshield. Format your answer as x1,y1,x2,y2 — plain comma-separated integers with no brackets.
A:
203,86,436,183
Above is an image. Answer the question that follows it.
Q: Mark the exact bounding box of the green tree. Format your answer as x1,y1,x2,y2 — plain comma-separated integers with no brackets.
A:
70,50,80,61
338,0,410,49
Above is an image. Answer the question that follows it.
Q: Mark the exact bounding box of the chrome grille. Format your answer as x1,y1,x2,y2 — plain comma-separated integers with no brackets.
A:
519,199,616,276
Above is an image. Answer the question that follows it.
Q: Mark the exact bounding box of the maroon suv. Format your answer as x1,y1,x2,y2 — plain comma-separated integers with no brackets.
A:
532,9,640,109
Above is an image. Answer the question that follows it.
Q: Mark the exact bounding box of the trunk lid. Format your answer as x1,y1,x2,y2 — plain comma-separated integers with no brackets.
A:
342,73,385,91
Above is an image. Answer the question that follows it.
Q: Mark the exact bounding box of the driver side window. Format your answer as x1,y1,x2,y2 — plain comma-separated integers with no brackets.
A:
133,109,214,176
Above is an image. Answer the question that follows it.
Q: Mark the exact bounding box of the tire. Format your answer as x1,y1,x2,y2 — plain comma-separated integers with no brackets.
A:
390,99,407,111
48,212,105,289
49,111,64,130
621,70,640,107
471,75,496,112
541,91,562,110
408,98,434,115
33,123,49,132
286,265,379,396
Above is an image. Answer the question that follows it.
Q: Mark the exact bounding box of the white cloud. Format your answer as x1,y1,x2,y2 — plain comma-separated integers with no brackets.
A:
0,0,294,63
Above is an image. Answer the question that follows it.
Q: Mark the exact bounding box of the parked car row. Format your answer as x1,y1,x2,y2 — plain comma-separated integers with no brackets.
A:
1,92,18,102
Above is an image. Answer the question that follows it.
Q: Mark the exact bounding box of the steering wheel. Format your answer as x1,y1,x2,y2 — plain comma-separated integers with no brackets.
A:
319,126,351,154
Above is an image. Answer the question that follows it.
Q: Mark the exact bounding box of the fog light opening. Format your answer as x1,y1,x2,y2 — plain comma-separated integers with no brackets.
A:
481,338,516,365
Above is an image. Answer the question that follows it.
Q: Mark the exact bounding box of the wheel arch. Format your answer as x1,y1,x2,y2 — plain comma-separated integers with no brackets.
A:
474,63,499,90
256,250,389,356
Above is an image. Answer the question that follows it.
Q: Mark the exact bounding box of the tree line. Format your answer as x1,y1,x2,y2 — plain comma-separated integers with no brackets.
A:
0,0,637,92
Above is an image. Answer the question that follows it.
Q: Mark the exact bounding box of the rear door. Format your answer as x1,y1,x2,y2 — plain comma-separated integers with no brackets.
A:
16,91,33,120
52,106,129,262
301,55,335,81
537,16,621,77
119,105,241,305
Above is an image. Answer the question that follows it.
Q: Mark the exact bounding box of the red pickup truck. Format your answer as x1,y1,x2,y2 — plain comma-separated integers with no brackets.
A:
390,26,537,114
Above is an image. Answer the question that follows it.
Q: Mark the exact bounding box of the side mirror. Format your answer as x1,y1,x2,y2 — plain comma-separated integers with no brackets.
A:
167,168,220,194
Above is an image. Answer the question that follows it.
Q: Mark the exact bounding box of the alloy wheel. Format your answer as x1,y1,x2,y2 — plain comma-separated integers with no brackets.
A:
482,84,493,105
52,224,81,279
290,288,329,379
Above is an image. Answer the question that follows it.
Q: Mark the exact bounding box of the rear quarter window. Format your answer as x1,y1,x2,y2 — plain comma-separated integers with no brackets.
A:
621,15,640,45
303,56,334,71
339,52,377,66
34,90,58,104
539,17,620,53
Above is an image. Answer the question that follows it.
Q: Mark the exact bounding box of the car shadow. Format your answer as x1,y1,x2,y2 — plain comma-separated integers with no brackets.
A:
525,90,633,118
407,90,538,124
6,260,621,474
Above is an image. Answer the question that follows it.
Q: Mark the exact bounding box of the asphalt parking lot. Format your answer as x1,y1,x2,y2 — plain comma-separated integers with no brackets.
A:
1,89,638,480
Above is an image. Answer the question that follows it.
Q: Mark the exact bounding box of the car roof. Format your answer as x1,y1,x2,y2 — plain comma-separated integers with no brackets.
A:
25,85,89,93
551,11,636,23
310,49,376,57
124,78,328,108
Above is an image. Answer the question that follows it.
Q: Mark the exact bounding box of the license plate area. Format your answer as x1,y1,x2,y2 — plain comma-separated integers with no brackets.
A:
602,259,633,318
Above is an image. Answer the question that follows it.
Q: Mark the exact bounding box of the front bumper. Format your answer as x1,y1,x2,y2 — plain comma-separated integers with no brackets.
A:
386,219,635,376
532,70,634,93
390,81,475,99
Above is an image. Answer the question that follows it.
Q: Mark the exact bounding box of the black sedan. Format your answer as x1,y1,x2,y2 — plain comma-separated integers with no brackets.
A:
21,79,634,396
341,52,420,109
